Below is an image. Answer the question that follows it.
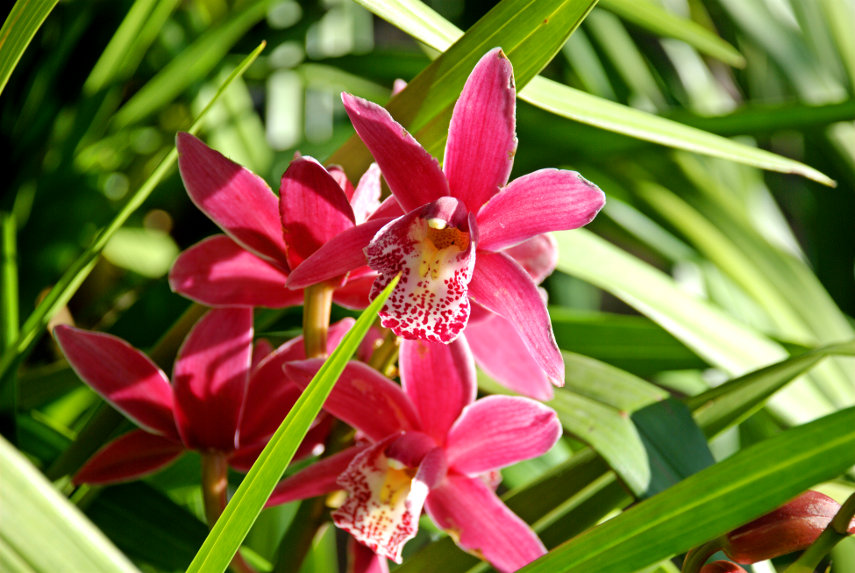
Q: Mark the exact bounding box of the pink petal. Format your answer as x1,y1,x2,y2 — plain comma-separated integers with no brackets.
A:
285,360,420,440
332,438,433,563
468,251,565,385
366,198,476,343
464,314,554,400
445,395,561,474
280,156,356,270
350,163,383,224
368,196,406,221
503,234,558,284
399,339,476,444
327,164,355,199
349,537,390,573
286,218,392,289
173,308,253,451
238,319,355,444
251,339,274,371
424,474,546,573
444,48,517,213
332,273,376,310
74,430,184,485
53,325,178,439
477,169,605,251
230,414,333,471
169,235,303,308
176,133,287,267
341,92,449,212
267,445,368,506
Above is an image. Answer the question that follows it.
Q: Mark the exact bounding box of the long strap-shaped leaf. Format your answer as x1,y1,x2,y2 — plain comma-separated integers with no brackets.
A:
519,406,855,573
0,433,139,572
353,0,834,186
186,275,400,573
0,43,266,389
0,0,60,97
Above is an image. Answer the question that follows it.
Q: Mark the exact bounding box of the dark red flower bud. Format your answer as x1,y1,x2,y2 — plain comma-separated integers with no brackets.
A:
700,561,747,573
723,491,855,564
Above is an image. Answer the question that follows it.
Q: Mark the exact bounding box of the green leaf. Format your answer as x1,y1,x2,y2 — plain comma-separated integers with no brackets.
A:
111,0,272,128
550,307,706,375
354,0,835,186
519,406,855,573
0,42,266,391
83,0,181,94
690,340,855,439
0,0,60,97
553,228,836,423
334,0,599,176
0,434,138,572
599,0,745,67
186,275,400,573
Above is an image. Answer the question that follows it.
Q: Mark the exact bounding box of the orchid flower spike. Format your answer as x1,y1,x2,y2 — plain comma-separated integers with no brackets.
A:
287,48,605,389
53,311,353,483
269,338,561,573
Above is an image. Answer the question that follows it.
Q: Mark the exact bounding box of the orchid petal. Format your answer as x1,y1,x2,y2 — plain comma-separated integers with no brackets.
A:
231,414,332,472
445,395,561,474
468,251,564,385
350,163,383,224
332,438,432,563
173,308,253,451
285,218,391,289
176,133,287,266
251,339,274,371
53,325,178,439
425,474,546,573
285,360,420,440
74,430,184,485
332,273,375,310
503,234,558,284
327,164,355,199
368,195,405,221
238,319,355,444
266,445,368,506
444,48,517,213
464,314,554,400
280,156,356,270
169,235,302,308
399,339,476,443
366,198,475,343
349,537,390,573
342,92,449,212
477,169,605,251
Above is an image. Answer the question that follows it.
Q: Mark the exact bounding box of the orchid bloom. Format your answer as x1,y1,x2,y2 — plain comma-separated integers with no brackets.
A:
169,133,402,309
269,338,561,573
287,48,605,386
53,310,353,483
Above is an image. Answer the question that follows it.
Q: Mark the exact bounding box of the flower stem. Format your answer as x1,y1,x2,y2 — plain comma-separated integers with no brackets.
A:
682,540,724,573
302,284,334,359
366,325,400,376
784,492,855,573
200,451,256,573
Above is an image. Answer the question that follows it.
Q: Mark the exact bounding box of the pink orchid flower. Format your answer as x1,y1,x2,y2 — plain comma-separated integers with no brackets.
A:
169,133,402,309
53,310,353,484
287,48,605,386
268,337,561,572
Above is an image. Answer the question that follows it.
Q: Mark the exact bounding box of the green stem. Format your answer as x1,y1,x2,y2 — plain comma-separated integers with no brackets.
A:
302,284,334,359
201,451,256,573
785,492,855,573
366,325,400,376
1,212,19,440
681,539,723,573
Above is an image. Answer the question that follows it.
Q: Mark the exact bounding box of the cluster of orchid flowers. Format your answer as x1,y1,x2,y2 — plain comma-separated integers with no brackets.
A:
55,49,607,572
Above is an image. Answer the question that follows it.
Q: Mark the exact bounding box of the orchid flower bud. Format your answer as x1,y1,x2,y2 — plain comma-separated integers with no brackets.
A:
723,490,855,564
